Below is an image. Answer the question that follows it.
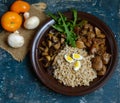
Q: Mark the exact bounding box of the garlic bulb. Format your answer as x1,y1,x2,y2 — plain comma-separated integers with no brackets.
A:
8,31,24,48
24,12,40,29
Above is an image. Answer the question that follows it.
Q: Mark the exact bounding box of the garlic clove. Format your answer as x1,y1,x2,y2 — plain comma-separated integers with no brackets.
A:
24,16,40,29
8,31,24,48
24,12,30,19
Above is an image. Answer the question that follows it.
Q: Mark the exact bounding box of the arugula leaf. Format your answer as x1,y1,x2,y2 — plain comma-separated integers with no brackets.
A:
48,10,78,47
52,24,64,32
72,9,77,27
47,12,58,21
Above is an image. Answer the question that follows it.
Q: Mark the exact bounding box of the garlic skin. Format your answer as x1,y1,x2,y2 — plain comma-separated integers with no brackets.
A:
8,31,24,48
24,12,40,29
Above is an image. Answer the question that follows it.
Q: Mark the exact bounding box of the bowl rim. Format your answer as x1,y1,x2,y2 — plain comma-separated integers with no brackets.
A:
30,11,118,96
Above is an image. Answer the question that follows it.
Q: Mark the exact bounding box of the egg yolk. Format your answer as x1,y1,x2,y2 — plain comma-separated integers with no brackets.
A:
72,53,83,60
64,54,74,63
74,61,81,71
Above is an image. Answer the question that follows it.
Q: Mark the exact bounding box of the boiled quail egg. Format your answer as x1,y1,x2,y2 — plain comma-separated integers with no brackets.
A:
72,53,83,60
64,54,74,63
74,61,81,71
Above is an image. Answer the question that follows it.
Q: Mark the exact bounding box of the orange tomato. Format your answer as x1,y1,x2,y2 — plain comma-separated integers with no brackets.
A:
1,11,22,32
10,1,30,13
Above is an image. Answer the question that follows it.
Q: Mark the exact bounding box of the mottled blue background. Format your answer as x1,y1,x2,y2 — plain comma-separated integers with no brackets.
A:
0,0,120,103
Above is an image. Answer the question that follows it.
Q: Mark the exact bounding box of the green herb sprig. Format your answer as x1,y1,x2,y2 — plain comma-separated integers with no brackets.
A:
48,9,78,47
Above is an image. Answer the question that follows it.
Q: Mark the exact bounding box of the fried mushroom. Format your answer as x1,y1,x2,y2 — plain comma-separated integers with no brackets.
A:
102,52,111,64
76,39,85,49
92,56,103,71
97,65,107,76
95,27,105,38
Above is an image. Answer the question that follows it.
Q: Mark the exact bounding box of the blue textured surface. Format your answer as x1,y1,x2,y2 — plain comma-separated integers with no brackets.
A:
0,0,120,103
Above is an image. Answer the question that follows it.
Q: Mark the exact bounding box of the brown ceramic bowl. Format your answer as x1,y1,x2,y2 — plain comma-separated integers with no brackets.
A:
31,11,118,96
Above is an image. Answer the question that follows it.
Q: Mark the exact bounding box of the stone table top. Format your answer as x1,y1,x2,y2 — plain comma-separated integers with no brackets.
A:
0,0,120,103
